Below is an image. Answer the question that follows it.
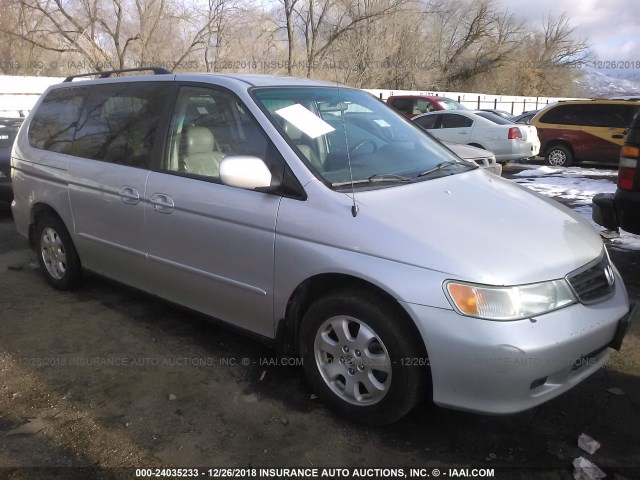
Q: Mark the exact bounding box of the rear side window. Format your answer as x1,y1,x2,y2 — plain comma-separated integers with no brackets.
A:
28,87,87,154
72,82,171,168
440,114,473,128
390,98,413,115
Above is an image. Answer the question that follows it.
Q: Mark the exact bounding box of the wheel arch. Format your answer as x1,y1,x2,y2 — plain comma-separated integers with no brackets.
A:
545,140,574,157
29,203,68,248
276,273,427,360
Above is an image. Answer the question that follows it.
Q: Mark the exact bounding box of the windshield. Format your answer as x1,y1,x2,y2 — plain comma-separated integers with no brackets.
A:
253,87,473,188
436,98,467,110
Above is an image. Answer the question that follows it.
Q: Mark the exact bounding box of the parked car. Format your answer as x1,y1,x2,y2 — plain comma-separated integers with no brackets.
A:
0,117,24,206
444,142,502,176
480,109,514,120
531,100,640,167
592,112,640,234
386,95,466,118
512,110,539,125
412,110,540,163
12,69,635,424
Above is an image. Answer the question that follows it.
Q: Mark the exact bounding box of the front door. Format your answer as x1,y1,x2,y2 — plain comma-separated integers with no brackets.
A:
144,85,283,337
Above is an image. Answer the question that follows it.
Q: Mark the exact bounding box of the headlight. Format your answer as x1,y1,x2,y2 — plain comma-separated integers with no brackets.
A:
444,279,576,321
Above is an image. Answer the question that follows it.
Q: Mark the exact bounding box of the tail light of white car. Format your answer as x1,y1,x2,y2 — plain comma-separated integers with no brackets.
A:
508,127,522,140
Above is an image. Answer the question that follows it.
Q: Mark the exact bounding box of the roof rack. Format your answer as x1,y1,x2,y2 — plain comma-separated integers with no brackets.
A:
63,67,172,83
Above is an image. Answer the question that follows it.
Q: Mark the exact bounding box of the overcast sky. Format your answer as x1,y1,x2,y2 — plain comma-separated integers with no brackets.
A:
493,0,640,63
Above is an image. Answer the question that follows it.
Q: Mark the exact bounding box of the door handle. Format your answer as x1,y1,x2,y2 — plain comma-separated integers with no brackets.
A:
458,131,468,134
612,134,624,139
150,193,175,213
119,186,140,205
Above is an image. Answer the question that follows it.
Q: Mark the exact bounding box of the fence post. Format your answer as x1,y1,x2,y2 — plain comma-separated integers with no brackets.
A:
535,97,539,109
494,98,497,109
477,96,480,109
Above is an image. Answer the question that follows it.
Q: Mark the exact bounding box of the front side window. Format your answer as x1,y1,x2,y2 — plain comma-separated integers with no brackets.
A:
72,82,171,168
28,87,87,154
436,98,466,110
416,99,436,114
581,104,634,128
253,87,474,189
164,86,283,183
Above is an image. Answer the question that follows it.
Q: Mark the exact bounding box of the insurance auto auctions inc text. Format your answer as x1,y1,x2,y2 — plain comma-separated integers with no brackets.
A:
253,468,494,478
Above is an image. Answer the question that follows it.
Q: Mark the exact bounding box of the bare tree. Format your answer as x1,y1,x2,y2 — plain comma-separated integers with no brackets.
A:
541,12,590,67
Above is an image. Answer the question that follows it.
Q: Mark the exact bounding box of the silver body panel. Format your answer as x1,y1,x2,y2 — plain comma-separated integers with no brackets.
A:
11,73,630,414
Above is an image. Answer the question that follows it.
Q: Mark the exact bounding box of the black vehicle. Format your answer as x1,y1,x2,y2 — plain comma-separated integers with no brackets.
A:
0,118,23,206
592,112,640,234
512,110,539,125
479,109,515,120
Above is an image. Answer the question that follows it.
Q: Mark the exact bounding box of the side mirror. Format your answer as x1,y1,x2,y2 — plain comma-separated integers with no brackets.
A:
220,156,272,190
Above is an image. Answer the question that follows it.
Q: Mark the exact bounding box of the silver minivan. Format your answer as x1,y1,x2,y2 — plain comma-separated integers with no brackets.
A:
11,69,636,424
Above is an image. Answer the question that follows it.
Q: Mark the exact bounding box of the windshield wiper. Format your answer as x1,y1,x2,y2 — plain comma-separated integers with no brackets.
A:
332,173,412,188
416,160,460,178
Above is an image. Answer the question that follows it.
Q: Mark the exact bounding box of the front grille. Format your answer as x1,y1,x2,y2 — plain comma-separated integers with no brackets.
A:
567,254,615,304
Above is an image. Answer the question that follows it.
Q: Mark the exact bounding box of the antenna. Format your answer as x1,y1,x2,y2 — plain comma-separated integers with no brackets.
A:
329,51,359,217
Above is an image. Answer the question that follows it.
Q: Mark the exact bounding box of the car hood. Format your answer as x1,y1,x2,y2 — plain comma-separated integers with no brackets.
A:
347,168,603,285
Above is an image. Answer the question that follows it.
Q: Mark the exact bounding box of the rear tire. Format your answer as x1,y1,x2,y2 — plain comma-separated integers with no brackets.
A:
545,144,573,167
35,214,82,290
299,289,429,425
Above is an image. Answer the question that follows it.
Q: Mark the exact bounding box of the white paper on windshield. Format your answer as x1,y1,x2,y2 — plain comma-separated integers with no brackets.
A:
275,104,335,139
373,119,390,127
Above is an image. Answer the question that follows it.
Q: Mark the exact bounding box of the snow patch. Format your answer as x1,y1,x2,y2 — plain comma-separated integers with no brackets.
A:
514,175,617,202
513,166,560,177
513,168,640,251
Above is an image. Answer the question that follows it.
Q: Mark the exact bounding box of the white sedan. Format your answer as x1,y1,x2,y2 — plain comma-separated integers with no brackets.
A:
412,110,540,163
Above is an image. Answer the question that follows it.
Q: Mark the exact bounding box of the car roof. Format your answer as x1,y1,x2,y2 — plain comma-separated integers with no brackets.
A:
554,99,640,105
57,72,340,89
414,110,481,117
388,95,453,101
177,73,340,87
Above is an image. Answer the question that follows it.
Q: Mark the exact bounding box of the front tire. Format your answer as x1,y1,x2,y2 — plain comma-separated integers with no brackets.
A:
545,144,573,167
35,214,82,290
299,289,428,425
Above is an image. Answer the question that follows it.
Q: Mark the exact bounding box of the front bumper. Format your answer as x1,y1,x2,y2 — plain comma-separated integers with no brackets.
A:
401,274,632,414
